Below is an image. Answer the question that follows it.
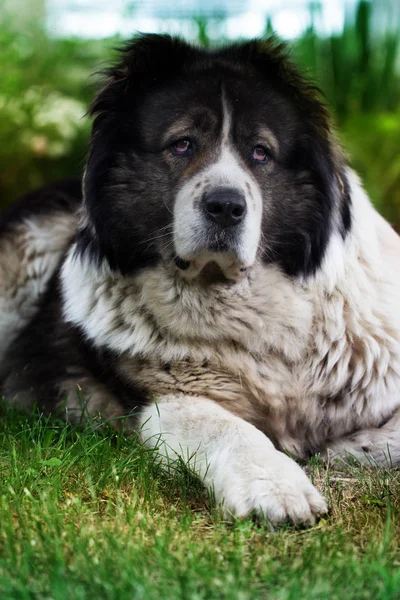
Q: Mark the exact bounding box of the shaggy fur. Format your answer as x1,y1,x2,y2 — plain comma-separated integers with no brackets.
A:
1,35,400,525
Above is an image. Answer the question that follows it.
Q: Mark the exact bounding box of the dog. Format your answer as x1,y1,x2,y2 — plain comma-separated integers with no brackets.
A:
1,35,400,525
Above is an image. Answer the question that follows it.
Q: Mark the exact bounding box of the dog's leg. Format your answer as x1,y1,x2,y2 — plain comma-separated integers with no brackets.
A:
326,408,400,467
139,395,327,525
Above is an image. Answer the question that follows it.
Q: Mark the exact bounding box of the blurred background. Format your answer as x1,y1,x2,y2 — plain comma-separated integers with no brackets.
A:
1,0,399,223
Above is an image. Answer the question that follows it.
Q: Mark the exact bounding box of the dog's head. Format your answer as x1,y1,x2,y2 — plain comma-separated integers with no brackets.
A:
79,34,351,281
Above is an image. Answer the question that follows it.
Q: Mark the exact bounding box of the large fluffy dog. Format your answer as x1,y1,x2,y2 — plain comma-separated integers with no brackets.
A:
1,35,400,525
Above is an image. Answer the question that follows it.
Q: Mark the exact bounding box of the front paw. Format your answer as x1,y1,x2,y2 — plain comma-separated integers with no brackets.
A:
211,449,328,526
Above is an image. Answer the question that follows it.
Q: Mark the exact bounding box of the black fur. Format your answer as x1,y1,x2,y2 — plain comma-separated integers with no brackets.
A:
79,34,351,278
0,179,82,235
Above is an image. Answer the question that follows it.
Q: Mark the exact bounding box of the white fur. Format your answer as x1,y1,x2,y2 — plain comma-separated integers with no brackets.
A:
139,395,327,523
61,249,312,363
173,96,263,274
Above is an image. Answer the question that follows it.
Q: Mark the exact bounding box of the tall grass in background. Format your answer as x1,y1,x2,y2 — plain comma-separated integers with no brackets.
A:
0,0,399,221
293,0,400,222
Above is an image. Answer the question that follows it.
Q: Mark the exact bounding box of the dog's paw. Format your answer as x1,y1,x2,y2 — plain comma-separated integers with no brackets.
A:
325,431,398,468
211,448,327,526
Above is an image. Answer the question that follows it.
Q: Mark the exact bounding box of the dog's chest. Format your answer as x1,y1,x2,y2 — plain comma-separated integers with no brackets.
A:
62,255,400,455
117,273,400,458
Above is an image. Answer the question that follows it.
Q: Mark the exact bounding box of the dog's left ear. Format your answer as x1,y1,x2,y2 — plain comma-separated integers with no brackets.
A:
237,38,352,276
298,131,352,275
274,133,351,278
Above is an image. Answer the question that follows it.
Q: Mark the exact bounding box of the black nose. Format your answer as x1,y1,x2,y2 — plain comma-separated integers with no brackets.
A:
203,188,247,227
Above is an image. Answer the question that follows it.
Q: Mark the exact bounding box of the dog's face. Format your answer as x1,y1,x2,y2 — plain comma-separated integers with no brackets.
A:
80,35,351,280
157,82,266,279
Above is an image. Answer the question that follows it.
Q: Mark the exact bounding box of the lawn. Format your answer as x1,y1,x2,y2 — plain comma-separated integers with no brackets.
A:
1,401,400,599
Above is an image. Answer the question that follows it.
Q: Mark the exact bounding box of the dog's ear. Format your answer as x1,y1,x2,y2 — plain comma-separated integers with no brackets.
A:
279,132,351,278
236,38,352,277
79,35,195,272
89,34,195,120
285,130,351,277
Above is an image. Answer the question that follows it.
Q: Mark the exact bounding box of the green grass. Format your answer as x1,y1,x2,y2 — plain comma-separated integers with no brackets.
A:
1,402,400,599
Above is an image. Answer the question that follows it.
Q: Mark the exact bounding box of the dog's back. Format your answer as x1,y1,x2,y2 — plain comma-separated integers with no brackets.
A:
0,180,81,367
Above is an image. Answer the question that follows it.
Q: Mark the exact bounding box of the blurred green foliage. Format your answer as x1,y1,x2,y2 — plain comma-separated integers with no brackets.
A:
292,1,400,220
0,0,399,222
0,17,113,202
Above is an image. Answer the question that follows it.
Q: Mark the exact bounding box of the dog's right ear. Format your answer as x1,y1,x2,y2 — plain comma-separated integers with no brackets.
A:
78,35,196,272
90,34,194,121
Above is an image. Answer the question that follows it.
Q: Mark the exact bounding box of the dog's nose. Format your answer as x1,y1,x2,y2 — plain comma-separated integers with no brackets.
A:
203,188,246,227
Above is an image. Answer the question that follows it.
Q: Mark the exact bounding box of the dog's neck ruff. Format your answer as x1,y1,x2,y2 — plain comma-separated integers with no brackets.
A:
60,248,314,364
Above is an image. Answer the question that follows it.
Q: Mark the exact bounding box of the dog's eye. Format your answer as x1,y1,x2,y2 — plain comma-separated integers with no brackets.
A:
172,139,192,155
252,145,269,163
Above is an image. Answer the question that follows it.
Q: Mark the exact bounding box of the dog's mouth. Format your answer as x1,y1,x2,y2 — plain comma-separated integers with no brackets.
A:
175,256,246,285
198,261,232,285
173,250,249,283
171,223,255,283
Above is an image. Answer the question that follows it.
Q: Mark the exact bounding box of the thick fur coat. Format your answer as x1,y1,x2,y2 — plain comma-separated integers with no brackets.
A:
1,35,400,525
